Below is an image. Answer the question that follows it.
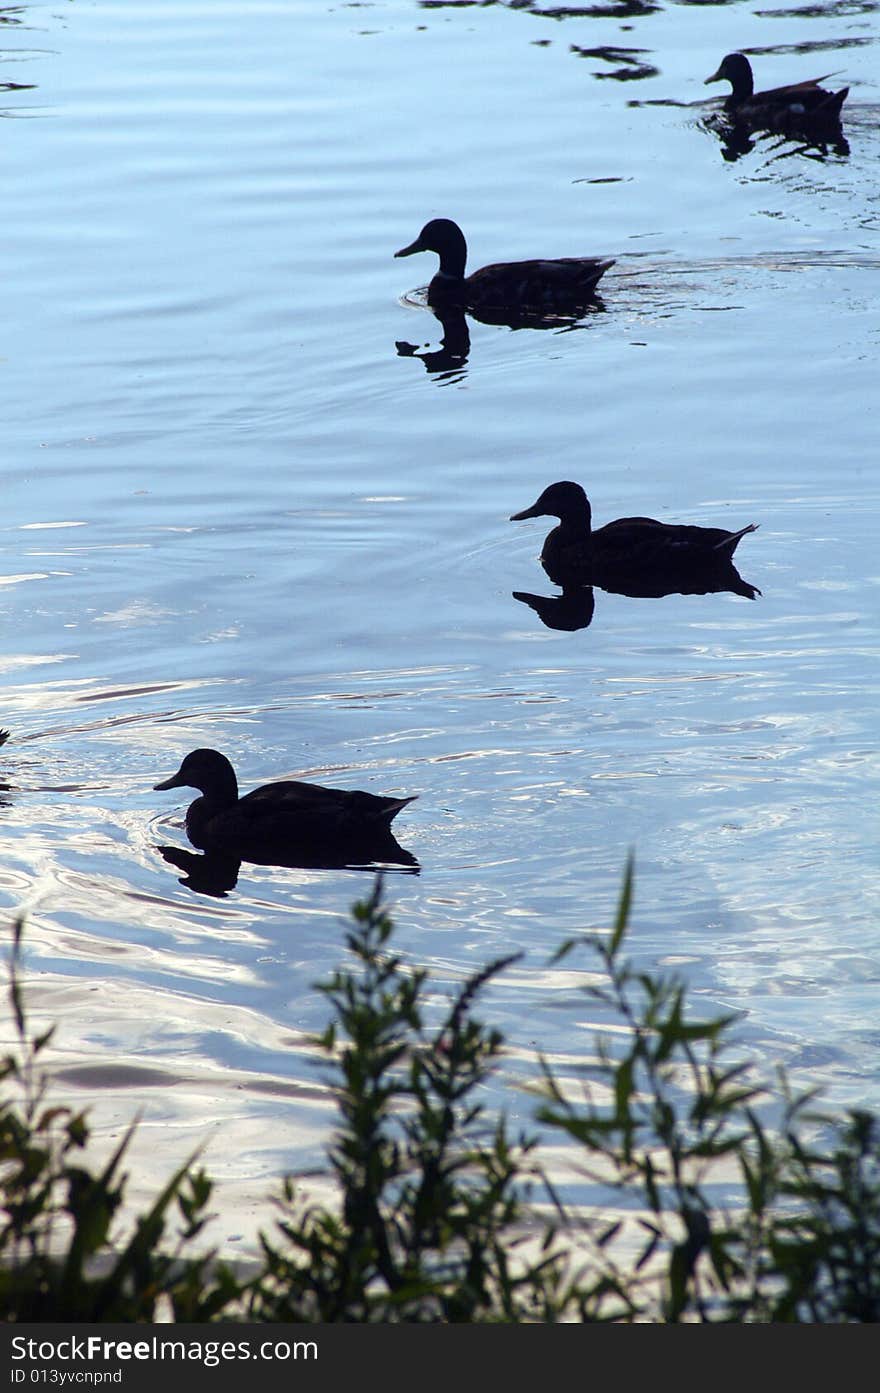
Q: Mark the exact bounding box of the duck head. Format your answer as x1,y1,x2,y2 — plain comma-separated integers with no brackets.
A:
510,481,592,527
395,218,468,279
705,53,754,99
154,748,239,801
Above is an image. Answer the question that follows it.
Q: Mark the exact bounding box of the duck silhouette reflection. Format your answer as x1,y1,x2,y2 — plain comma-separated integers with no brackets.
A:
157,834,419,898
704,112,849,164
0,730,13,808
396,295,606,378
153,748,419,889
512,585,596,632
396,307,471,376
513,558,758,631
589,554,760,601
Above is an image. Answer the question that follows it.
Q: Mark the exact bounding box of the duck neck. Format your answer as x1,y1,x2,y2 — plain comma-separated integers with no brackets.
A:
728,64,753,104
184,798,211,850
199,761,239,814
184,767,237,849
211,762,238,806
557,496,593,541
436,227,468,280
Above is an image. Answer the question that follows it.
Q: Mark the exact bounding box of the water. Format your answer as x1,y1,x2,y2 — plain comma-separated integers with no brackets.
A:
2,0,879,1249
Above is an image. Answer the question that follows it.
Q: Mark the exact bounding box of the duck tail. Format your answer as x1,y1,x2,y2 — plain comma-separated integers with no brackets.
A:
715,522,758,554
823,86,849,117
379,794,418,824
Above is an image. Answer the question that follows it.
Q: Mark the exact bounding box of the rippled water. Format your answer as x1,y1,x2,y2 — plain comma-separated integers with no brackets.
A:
2,0,879,1248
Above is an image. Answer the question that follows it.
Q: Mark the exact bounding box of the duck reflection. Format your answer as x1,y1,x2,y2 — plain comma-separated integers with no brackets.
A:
396,308,471,378
0,729,12,808
512,585,595,632
397,297,608,377
157,835,419,898
513,558,759,632
463,295,608,333
537,539,761,601
704,111,849,164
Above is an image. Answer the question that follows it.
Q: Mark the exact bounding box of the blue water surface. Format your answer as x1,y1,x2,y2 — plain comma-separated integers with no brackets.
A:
1,0,878,1248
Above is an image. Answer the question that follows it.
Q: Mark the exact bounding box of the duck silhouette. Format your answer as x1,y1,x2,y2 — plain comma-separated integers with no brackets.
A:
154,748,417,867
510,481,759,592
395,218,613,317
705,53,848,136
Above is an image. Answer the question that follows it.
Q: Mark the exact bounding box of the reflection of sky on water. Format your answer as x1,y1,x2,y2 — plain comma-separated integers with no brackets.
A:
0,0,877,1242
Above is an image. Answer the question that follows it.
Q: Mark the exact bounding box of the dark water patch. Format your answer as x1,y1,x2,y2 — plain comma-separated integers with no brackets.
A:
54,1063,181,1090
744,36,875,56
245,1076,326,1102
570,44,659,80
420,1,662,14
755,1,879,17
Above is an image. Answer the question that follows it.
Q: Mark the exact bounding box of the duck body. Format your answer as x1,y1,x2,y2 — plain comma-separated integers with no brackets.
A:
511,481,758,590
705,53,848,133
396,218,613,315
155,748,416,859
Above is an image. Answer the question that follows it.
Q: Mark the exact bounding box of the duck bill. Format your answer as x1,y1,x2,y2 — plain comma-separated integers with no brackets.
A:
510,503,541,521
394,237,425,259
704,67,723,85
154,770,185,791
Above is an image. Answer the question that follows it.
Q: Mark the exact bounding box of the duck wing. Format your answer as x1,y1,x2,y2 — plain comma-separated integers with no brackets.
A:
467,256,614,310
238,779,416,832
755,73,840,100
594,517,756,564
747,75,848,124
593,516,676,559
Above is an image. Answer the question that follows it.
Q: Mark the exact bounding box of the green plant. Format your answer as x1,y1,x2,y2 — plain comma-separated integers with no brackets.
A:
3,870,880,1323
758,1107,880,1321
250,877,573,1321
535,857,880,1322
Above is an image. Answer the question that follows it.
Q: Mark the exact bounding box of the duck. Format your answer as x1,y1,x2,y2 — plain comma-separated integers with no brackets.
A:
395,218,614,315
154,748,417,858
704,53,848,131
510,481,758,584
